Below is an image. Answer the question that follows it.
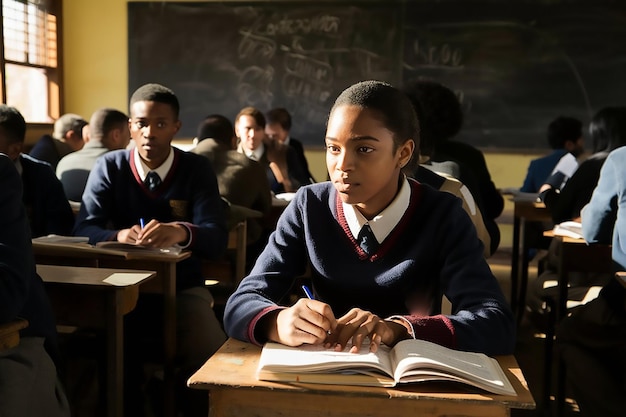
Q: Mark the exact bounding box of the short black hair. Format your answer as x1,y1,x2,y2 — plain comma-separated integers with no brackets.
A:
266,107,292,130
0,104,26,144
196,114,234,146
588,107,626,153
129,83,180,119
89,108,128,141
547,116,582,149
403,80,463,158
331,80,419,153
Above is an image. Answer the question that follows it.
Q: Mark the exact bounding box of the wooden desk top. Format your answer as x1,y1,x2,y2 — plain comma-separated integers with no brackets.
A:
32,239,191,262
189,338,535,411
37,264,156,288
0,319,28,351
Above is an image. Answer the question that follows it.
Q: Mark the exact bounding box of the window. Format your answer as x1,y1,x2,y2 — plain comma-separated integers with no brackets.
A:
1,0,61,123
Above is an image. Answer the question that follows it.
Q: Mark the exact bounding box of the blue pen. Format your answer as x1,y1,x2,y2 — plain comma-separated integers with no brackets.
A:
301,285,315,300
302,285,331,335
139,218,146,229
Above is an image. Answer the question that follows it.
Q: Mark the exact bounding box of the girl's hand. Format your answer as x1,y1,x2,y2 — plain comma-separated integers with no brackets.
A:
328,308,412,353
267,299,336,346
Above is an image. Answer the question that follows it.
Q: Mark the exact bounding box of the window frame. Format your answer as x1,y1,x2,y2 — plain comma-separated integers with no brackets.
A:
0,0,63,124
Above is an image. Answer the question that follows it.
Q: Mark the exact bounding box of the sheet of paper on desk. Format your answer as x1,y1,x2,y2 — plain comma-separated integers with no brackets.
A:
103,272,152,286
553,221,583,239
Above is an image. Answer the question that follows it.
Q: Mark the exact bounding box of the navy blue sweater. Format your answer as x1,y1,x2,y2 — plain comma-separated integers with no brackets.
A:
224,179,515,356
74,148,228,290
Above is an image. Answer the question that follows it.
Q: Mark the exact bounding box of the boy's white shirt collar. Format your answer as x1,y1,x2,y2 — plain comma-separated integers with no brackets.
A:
342,177,411,244
240,142,264,161
133,146,174,181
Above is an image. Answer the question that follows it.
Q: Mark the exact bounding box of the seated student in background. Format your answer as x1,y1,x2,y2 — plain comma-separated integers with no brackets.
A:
265,107,315,183
0,154,70,417
403,79,502,254
74,83,228,417
520,116,585,193
539,106,626,224
29,113,88,170
0,105,74,237
527,107,626,317
56,108,130,202
403,89,491,258
236,106,311,193
224,80,515,356
192,114,272,266
555,146,626,417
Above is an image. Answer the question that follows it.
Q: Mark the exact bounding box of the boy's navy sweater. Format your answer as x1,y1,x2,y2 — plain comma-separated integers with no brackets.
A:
224,179,515,356
74,148,228,290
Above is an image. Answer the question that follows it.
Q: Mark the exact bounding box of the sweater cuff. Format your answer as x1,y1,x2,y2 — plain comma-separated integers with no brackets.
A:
386,315,416,339
405,314,457,349
177,222,194,248
248,305,285,346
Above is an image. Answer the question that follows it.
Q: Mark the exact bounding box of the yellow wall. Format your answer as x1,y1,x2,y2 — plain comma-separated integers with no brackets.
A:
62,0,543,243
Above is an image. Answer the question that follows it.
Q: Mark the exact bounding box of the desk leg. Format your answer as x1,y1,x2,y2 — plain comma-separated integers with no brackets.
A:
160,262,177,417
510,215,521,317
106,291,124,417
518,217,530,326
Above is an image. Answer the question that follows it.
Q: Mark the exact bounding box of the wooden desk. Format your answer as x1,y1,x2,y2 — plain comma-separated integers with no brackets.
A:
510,198,552,321
37,264,155,417
0,318,28,351
33,241,190,417
188,339,535,417
537,232,612,416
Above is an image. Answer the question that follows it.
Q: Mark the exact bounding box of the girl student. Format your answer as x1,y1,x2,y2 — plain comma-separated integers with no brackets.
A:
223,80,515,356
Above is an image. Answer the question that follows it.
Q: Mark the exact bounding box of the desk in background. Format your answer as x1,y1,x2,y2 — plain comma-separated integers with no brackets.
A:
510,197,552,321
32,241,190,417
188,338,535,417
537,232,612,416
37,264,155,417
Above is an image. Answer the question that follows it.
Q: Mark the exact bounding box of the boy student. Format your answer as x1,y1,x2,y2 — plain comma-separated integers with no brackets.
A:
56,108,131,202
520,116,584,193
236,106,311,193
74,83,228,417
192,114,272,267
0,154,70,417
224,81,515,356
265,107,315,183
0,105,74,238
29,113,88,170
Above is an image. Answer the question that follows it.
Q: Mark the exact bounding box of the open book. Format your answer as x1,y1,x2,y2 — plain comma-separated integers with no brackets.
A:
552,221,583,239
257,339,516,396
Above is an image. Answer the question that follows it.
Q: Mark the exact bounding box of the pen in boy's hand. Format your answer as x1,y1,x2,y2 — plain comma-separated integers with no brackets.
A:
139,218,145,229
301,285,315,300
302,285,332,335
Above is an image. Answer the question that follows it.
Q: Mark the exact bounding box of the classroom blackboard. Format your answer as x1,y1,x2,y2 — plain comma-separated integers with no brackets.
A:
128,1,626,151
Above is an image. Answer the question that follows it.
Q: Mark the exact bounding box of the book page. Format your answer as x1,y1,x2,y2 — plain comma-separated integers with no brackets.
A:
258,341,394,377
390,339,516,396
553,221,583,239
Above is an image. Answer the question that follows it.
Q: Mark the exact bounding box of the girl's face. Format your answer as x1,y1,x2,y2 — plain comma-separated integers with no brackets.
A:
325,105,414,219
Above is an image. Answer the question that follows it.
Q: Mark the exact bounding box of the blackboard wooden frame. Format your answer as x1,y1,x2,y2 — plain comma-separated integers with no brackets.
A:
129,0,626,151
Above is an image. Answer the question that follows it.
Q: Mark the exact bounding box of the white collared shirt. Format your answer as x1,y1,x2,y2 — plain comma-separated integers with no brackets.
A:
245,142,264,162
342,177,411,244
133,146,174,182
